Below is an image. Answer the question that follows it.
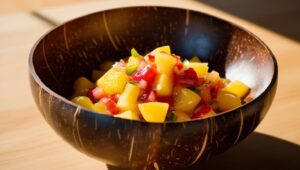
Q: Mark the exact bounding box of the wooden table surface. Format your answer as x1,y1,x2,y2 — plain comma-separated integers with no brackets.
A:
1,0,300,169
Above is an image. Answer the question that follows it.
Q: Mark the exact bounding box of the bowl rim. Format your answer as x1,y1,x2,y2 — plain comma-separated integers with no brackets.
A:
29,5,278,124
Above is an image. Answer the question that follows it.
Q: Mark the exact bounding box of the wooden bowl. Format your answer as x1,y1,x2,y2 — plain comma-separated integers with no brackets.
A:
29,6,278,169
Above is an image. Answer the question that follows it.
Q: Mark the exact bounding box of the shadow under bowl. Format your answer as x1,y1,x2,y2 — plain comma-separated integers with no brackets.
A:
29,6,278,170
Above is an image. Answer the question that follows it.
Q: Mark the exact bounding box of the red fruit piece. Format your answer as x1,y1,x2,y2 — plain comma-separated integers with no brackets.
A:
148,54,155,62
87,88,97,103
131,64,157,84
184,68,198,80
157,96,174,108
191,101,212,119
147,90,157,102
101,97,119,115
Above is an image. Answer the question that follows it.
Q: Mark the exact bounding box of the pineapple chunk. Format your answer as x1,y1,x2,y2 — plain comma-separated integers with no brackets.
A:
155,53,177,75
138,102,169,123
223,80,250,99
93,101,107,113
96,68,128,95
188,63,209,77
155,74,173,96
117,83,140,112
149,45,171,55
115,110,140,121
217,91,242,112
206,70,220,82
174,88,201,114
71,96,93,110
173,111,191,122
73,77,94,94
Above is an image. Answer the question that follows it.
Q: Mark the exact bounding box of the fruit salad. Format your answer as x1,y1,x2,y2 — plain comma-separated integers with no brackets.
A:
71,46,251,122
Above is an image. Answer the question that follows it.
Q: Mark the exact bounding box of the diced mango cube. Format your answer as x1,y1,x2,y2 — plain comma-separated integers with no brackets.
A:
73,77,94,94
217,91,242,112
224,80,250,99
155,74,173,96
206,70,220,82
174,88,201,114
138,102,169,123
155,53,177,75
115,110,140,121
188,63,209,77
117,83,140,112
96,68,128,95
71,96,93,110
173,111,191,122
149,45,171,55
93,101,107,113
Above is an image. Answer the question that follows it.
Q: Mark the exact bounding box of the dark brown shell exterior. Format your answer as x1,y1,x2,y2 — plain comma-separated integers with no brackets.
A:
29,6,278,170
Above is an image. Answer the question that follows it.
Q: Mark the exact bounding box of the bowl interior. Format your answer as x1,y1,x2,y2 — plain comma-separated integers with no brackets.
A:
31,7,275,101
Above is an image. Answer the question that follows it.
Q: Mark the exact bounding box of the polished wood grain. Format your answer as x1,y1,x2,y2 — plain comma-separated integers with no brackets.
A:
0,0,299,169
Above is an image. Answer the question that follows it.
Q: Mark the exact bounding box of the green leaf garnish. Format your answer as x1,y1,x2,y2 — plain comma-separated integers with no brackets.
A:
131,48,140,58
126,64,139,75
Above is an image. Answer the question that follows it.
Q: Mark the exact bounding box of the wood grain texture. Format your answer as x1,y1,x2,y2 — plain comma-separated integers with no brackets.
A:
0,0,299,169
0,13,101,169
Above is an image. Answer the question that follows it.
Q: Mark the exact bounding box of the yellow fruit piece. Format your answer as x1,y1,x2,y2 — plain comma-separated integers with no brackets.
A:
174,88,201,114
127,55,141,66
115,110,140,121
173,111,191,122
149,45,171,55
92,70,106,82
117,83,140,112
73,77,94,94
206,70,220,82
189,56,201,63
188,63,209,77
138,102,169,123
96,68,128,95
155,74,173,96
71,96,93,110
155,53,177,75
203,110,216,118
217,91,242,112
93,101,107,113
223,80,250,99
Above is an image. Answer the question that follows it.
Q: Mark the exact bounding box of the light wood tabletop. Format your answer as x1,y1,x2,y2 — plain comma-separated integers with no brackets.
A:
1,0,299,169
